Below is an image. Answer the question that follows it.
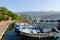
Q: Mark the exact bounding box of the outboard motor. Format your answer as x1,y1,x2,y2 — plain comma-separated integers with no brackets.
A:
52,28,59,33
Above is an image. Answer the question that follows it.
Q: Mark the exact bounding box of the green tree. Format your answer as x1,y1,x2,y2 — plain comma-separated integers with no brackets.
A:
8,11,20,20
12,14,20,20
0,7,21,20
0,7,8,15
0,14,6,20
8,11,14,16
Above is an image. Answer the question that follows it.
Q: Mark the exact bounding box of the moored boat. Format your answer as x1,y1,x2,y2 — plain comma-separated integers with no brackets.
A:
14,22,57,38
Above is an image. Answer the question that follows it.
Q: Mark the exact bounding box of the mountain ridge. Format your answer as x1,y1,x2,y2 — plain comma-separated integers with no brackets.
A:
15,11,60,19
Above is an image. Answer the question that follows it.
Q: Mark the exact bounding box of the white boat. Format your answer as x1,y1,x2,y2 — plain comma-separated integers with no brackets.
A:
14,22,57,38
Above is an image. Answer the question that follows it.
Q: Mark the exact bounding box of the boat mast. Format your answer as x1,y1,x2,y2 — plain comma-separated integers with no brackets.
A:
36,17,43,28
36,17,40,23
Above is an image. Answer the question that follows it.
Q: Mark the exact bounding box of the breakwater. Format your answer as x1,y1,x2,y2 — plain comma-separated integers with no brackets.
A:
0,20,16,40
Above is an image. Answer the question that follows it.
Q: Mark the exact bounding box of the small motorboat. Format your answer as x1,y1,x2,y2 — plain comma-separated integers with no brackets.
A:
14,22,58,38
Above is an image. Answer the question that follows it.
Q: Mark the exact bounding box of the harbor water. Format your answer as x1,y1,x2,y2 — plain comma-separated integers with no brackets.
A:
3,22,60,40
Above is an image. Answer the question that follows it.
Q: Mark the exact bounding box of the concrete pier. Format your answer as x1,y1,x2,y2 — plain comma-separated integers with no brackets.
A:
0,20,15,40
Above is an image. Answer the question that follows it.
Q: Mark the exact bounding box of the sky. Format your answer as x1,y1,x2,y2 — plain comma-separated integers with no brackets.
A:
0,0,60,12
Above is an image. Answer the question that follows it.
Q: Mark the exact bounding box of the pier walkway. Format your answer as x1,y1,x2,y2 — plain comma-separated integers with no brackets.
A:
0,20,15,40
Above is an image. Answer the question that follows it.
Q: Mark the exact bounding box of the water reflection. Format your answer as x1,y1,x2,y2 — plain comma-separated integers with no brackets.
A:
3,30,58,40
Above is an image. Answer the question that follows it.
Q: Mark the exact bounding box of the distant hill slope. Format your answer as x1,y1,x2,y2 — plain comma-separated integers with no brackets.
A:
16,11,60,19
41,14,60,19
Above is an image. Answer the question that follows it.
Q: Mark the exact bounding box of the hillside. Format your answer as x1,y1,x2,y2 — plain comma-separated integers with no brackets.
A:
16,11,60,19
41,14,60,19
0,7,20,20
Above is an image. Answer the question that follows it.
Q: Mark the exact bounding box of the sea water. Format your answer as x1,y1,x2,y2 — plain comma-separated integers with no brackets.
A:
3,22,60,40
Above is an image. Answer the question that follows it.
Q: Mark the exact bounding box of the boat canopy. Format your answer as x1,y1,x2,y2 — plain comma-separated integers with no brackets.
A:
31,26,41,30
16,25,41,30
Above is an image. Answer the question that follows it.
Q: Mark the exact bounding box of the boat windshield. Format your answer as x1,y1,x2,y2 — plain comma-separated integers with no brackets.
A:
24,25,41,30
